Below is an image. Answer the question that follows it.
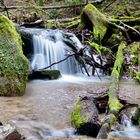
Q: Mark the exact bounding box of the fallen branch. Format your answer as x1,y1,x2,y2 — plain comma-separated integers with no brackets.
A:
38,53,75,70
0,1,102,11
120,21,140,35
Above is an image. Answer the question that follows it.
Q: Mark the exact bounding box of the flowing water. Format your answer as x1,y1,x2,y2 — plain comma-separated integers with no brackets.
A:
2,28,140,139
109,113,140,139
109,80,140,139
6,28,108,139
0,76,109,139
21,28,83,74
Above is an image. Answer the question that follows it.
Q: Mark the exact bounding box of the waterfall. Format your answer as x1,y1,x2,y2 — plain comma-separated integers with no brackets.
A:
30,29,82,74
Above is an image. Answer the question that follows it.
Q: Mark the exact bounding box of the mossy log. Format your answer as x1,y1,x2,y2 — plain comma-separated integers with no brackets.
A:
80,4,140,45
71,98,101,137
109,17,140,27
97,42,126,139
80,4,111,43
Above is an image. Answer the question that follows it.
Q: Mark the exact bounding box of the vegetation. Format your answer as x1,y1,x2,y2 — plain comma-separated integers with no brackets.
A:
0,0,140,139
71,100,85,128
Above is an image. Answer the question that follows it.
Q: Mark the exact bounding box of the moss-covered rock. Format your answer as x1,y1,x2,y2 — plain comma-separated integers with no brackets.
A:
81,4,108,42
71,98,100,137
97,113,116,139
0,16,29,96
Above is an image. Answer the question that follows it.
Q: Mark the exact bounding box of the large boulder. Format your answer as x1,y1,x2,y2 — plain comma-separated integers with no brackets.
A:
71,98,101,137
0,16,29,96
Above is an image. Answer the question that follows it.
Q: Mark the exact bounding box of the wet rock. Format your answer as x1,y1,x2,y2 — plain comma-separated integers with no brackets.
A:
0,124,21,140
88,87,109,99
29,70,61,80
131,106,140,126
71,98,101,137
87,87,109,113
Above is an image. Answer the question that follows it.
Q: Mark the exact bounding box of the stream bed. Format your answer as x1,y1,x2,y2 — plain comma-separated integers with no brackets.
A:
0,76,140,139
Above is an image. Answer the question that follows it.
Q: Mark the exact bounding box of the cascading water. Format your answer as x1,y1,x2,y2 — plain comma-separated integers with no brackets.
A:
109,108,140,139
30,29,82,74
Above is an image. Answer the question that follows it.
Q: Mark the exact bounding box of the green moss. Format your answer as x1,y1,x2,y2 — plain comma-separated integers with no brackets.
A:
108,98,123,113
81,4,108,42
46,19,56,29
66,20,80,29
107,31,122,46
77,22,85,29
37,0,45,6
0,16,29,96
135,72,140,83
0,16,22,47
112,42,125,76
108,42,126,113
86,41,112,55
130,42,140,55
71,100,85,128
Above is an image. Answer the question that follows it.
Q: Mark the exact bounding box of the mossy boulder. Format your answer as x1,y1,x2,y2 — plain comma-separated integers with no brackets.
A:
71,98,100,137
80,4,109,42
0,16,29,96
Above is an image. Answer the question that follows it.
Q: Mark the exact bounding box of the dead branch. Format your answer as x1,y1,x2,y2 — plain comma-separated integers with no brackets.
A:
38,53,75,70
120,21,140,35
0,1,102,11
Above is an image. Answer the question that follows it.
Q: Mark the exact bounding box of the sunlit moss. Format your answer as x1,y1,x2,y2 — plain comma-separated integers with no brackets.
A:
71,100,85,128
0,16,29,96
81,4,108,42
135,72,140,83
108,42,126,113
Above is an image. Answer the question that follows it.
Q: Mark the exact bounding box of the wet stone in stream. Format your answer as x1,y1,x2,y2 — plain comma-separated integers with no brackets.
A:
9,115,75,140
0,123,21,140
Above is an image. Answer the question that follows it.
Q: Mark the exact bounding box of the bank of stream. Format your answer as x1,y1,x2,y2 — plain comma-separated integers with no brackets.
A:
0,75,140,139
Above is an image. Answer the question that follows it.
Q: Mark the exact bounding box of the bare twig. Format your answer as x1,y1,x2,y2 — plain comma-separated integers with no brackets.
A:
120,21,140,35
39,53,75,70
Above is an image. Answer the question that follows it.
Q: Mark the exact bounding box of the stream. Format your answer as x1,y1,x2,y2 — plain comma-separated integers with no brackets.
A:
0,75,109,139
0,76,140,139
1,27,140,139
